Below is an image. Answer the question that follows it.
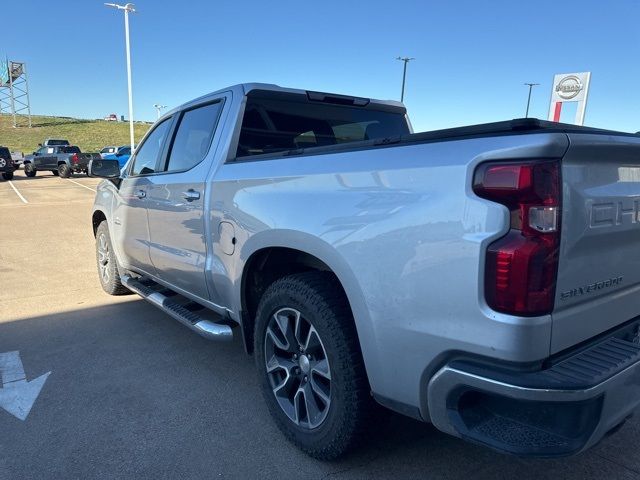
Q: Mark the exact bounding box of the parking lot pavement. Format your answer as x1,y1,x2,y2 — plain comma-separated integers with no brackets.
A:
1,175,640,480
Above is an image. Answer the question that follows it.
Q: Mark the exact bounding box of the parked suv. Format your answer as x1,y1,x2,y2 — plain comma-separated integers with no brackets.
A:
0,146,16,180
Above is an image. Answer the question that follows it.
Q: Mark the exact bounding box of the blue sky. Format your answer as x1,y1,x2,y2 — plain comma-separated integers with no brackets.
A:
4,0,640,132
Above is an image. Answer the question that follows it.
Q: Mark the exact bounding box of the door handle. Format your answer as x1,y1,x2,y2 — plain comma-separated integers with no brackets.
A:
135,190,146,199
182,189,200,202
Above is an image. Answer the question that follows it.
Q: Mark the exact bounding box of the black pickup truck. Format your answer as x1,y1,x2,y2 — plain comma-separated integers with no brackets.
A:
0,146,16,180
23,145,101,178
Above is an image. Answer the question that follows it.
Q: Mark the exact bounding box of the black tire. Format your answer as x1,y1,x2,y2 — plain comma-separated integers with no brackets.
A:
2,171,14,180
254,271,376,460
58,163,71,178
51,170,59,176
24,163,36,177
95,221,129,295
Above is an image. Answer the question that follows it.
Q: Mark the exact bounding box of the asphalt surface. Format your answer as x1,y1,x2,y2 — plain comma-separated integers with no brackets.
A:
1,172,640,479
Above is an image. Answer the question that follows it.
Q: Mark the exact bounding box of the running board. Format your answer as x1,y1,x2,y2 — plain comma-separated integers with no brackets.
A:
121,274,233,342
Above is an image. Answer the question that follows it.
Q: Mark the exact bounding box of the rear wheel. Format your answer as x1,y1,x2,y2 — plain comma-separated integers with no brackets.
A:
254,271,376,460
24,163,36,177
51,170,59,176
2,172,13,180
95,221,129,295
58,164,71,178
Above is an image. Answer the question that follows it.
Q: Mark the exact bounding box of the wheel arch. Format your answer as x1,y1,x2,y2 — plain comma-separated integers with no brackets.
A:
92,209,107,236
236,231,376,378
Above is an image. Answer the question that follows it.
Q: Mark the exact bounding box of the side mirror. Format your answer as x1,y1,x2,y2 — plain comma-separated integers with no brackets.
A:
88,159,120,178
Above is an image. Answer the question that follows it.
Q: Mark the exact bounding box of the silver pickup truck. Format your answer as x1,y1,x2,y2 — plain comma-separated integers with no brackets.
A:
90,83,640,460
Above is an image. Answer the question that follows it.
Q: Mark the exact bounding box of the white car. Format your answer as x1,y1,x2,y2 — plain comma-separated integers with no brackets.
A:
10,151,23,168
99,146,118,159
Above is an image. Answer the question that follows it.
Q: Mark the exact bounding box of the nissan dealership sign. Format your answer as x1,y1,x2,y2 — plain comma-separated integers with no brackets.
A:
548,72,591,125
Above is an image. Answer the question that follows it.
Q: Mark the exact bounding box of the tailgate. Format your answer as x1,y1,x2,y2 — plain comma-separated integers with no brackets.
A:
80,153,99,164
552,133,640,352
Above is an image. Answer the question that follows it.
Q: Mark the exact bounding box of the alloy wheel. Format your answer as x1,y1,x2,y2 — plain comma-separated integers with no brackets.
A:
97,232,110,284
264,307,332,429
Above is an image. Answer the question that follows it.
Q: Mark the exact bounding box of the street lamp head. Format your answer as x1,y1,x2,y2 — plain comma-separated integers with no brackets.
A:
104,2,136,12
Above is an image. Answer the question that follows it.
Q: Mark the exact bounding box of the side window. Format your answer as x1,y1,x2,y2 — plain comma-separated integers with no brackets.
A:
130,118,171,176
164,101,222,172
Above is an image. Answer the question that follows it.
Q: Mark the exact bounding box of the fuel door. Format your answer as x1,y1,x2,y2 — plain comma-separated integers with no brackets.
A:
219,221,236,255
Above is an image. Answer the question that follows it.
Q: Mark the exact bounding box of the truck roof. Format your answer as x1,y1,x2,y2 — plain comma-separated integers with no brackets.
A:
161,83,406,121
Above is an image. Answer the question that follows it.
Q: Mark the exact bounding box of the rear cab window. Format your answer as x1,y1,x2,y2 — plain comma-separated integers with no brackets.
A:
235,90,409,158
61,146,81,154
45,139,69,146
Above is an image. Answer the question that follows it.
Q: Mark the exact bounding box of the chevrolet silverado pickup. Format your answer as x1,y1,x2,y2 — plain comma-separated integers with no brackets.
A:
90,83,640,460
24,145,100,177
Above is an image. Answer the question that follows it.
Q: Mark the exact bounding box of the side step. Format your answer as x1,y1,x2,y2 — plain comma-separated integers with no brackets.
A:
121,274,233,342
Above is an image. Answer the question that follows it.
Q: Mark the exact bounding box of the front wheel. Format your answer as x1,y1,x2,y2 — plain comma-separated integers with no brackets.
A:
24,163,36,177
95,221,130,295
254,271,376,460
58,164,71,178
2,172,14,180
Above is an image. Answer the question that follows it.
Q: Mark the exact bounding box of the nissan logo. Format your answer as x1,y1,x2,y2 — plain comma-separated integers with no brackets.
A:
556,75,583,100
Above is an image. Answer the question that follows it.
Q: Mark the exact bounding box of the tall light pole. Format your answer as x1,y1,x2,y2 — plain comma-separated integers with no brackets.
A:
153,104,167,119
105,3,136,148
524,82,540,118
396,56,414,103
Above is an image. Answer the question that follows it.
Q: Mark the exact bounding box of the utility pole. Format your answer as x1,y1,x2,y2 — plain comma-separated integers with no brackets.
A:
105,3,136,148
396,57,415,103
153,104,167,120
524,82,540,118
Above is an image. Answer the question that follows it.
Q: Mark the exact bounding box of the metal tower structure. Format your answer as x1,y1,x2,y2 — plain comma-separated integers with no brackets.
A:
0,59,32,128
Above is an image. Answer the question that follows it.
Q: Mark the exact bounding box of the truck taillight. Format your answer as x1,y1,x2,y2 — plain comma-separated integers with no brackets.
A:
473,161,561,316
72,153,79,163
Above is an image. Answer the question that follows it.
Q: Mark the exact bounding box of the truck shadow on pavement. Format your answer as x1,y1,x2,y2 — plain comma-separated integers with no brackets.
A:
0,299,638,480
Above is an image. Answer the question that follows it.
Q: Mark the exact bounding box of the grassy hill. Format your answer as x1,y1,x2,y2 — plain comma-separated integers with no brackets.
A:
0,114,152,153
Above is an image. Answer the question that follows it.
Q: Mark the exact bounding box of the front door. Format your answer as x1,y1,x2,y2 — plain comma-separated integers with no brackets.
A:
34,147,54,169
146,99,225,300
111,117,173,275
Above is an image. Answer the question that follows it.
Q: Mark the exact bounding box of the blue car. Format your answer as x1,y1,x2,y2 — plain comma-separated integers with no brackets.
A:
104,145,133,168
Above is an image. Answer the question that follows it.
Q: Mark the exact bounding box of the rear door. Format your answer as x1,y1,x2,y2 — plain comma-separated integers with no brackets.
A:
145,97,226,300
110,117,174,275
552,133,640,352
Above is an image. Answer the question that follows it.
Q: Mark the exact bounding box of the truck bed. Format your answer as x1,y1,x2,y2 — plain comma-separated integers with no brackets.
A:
229,118,639,163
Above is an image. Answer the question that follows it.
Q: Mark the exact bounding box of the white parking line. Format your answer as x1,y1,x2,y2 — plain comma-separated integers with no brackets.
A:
8,181,28,204
67,179,97,193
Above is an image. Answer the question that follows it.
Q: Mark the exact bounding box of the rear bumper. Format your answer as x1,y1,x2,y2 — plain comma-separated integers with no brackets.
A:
427,333,640,457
